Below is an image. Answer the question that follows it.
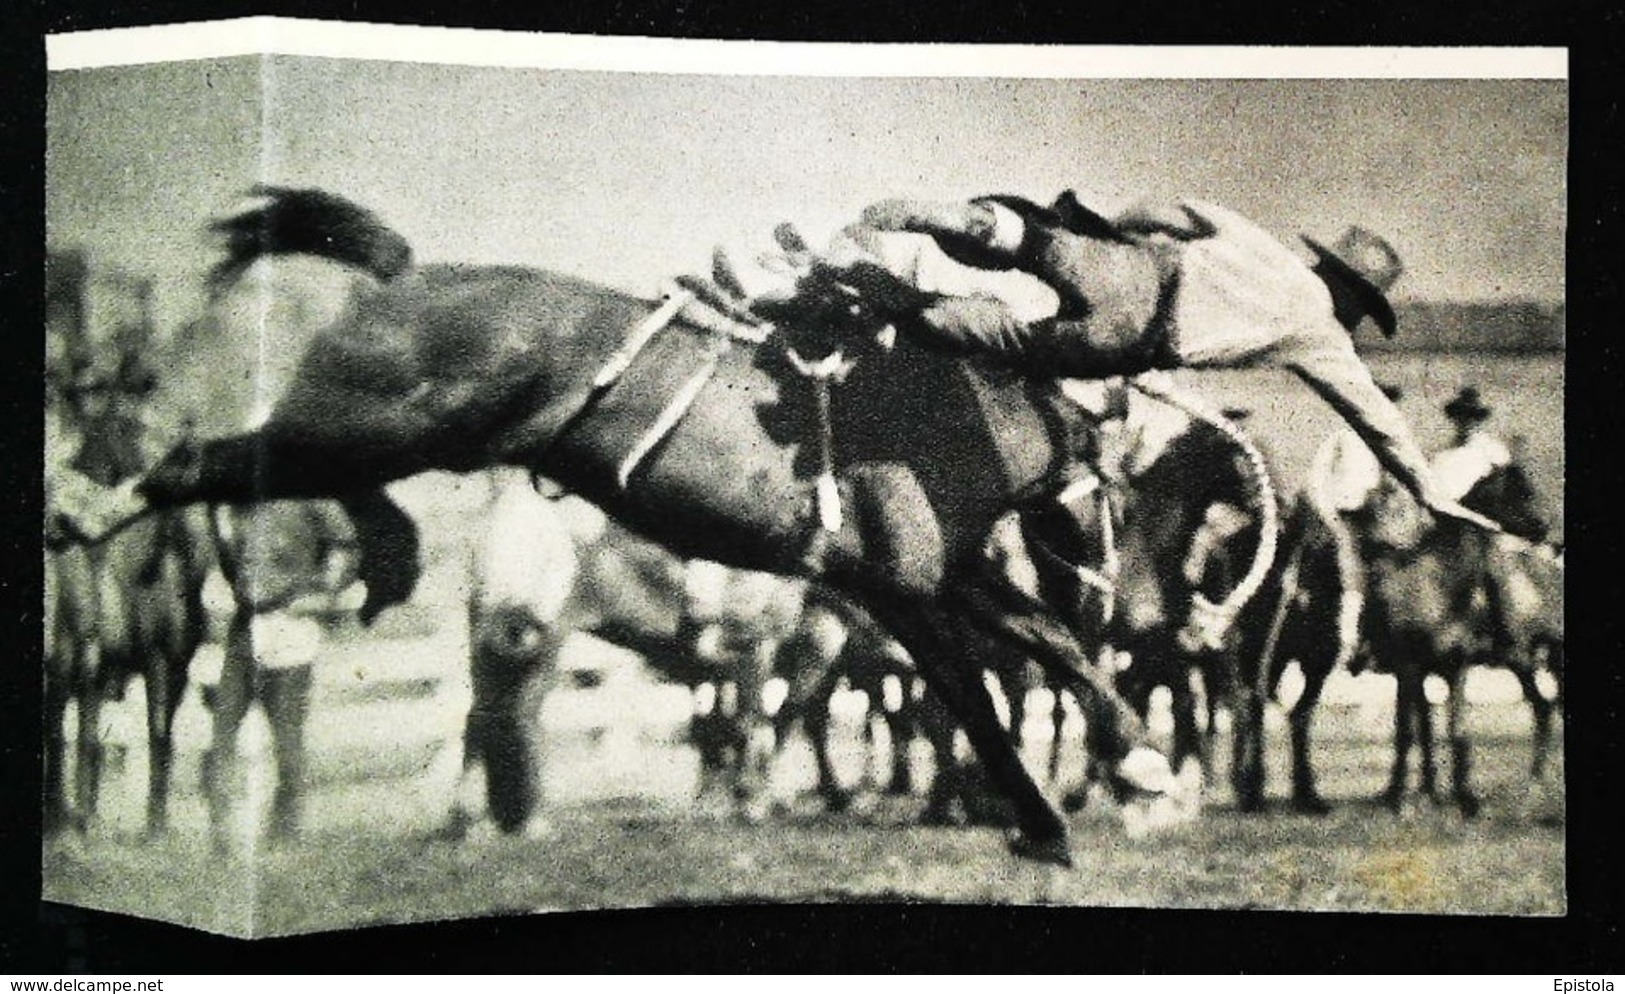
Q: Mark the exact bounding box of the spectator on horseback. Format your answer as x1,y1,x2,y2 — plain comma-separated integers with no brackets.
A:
1302,380,1406,672
1430,387,1511,502
737,191,1501,538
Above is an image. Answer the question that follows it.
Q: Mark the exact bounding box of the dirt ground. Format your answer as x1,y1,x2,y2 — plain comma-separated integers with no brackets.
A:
43,629,1566,937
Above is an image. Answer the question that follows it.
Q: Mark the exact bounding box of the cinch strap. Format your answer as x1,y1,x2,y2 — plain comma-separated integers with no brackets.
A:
785,348,857,533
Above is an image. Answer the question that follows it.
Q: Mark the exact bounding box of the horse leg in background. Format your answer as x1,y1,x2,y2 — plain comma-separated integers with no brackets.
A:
261,664,315,842
135,553,199,839
1286,654,1334,815
1228,668,1268,813
868,597,1073,865
771,652,849,814
1513,664,1555,780
204,614,255,853
728,642,779,824
1045,680,1069,787
1446,661,1481,818
140,634,181,839
873,672,922,797
1415,667,1441,804
946,577,1151,781
1168,659,1205,778
44,657,74,834
1384,660,1421,810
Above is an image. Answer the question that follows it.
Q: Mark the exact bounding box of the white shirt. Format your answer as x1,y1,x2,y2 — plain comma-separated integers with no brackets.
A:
1430,430,1512,502
475,477,580,623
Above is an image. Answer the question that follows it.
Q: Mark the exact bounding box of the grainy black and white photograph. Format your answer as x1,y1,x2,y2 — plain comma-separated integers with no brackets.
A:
42,24,1565,938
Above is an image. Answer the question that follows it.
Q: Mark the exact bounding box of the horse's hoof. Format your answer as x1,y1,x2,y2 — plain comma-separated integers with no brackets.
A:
821,789,852,815
1458,795,1482,819
1115,746,1178,797
433,812,472,843
1005,830,1073,868
919,801,957,827
1381,788,1405,812
1291,793,1332,816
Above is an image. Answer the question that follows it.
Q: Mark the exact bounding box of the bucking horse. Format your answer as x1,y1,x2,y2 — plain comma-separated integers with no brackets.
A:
57,186,1276,864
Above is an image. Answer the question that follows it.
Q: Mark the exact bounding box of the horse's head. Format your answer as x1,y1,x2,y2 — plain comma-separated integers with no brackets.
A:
1113,422,1257,641
1462,463,1548,543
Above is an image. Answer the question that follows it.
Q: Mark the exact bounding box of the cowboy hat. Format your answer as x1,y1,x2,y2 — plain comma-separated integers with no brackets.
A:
1442,386,1492,422
1302,226,1404,338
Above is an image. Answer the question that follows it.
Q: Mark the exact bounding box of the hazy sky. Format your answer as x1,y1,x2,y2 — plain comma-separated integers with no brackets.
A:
47,55,1567,334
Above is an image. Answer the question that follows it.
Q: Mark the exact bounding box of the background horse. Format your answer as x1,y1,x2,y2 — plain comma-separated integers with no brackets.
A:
1357,463,1561,816
1225,495,1350,813
1095,413,1266,787
1228,460,1563,815
81,185,1242,864
44,284,209,838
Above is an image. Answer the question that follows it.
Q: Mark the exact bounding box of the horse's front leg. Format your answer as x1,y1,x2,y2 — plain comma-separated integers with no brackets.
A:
1384,664,1418,809
142,643,183,839
1514,665,1554,780
1447,663,1480,818
867,598,1072,866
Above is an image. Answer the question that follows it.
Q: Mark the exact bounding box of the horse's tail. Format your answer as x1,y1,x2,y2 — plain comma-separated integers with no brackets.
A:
206,185,415,295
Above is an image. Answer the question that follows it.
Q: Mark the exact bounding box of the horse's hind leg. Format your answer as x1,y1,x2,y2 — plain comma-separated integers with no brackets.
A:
1515,665,1553,779
1447,665,1480,817
1288,659,1333,815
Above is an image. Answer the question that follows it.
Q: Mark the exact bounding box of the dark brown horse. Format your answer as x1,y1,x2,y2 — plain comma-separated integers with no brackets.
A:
1096,410,1273,787
62,186,1208,864
1356,464,1562,816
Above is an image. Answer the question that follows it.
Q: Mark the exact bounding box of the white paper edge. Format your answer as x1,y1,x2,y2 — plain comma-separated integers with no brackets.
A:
47,17,1568,79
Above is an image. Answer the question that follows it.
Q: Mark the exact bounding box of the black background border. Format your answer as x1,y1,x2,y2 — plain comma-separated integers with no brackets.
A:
4,0,1618,974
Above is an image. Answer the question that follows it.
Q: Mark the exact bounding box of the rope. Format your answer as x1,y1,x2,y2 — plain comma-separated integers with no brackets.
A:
1127,372,1281,650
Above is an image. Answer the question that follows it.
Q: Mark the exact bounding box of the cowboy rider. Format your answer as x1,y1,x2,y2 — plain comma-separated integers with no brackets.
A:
1430,386,1511,505
738,191,1503,550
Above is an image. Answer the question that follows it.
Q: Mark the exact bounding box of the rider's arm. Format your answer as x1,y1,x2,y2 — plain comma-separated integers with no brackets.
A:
1283,335,1500,532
